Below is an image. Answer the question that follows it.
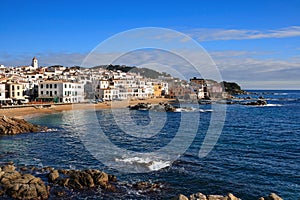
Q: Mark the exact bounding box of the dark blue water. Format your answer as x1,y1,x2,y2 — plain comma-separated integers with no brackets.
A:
0,90,299,199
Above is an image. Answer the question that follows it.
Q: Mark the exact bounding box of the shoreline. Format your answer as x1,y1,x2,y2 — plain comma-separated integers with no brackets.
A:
0,98,175,119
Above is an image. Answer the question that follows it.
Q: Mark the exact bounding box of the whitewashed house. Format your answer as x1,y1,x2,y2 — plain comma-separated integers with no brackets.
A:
38,81,84,103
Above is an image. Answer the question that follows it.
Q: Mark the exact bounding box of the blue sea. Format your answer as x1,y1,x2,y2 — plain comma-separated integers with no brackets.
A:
0,90,299,199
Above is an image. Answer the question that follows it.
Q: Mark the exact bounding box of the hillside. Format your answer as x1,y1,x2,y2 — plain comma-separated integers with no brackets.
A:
92,65,171,79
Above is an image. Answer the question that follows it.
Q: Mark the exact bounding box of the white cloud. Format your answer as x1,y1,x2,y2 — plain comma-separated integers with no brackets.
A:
187,26,300,41
1,49,299,89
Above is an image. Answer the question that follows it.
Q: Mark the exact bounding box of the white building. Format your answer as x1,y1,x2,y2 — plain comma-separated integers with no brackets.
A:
38,81,84,103
0,84,6,100
32,57,38,69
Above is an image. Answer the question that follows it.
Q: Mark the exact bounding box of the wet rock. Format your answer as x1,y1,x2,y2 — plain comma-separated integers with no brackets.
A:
207,195,227,200
0,167,49,200
19,166,28,171
53,189,66,197
2,164,16,172
129,103,151,110
190,192,207,200
259,193,283,200
48,170,60,182
0,115,47,135
227,193,240,200
243,100,267,106
132,181,161,191
172,194,189,200
48,169,116,192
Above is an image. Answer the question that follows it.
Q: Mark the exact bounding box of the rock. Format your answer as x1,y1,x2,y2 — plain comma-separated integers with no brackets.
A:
132,181,161,191
48,170,60,182
2,165,16,172
243,100,267,106
260,193,283,200
226,193,240,200
0,168,49,200
172,194,189,200
190,192,207,200
0,115,47,135
53,189,66,197
129,103,151,110
207,195,227,200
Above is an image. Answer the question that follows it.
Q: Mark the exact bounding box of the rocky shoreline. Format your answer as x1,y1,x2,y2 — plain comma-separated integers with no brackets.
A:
0,116,47,135
0,162,284,200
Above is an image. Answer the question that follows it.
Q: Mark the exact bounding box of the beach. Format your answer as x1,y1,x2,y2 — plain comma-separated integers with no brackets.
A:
0,98,174,118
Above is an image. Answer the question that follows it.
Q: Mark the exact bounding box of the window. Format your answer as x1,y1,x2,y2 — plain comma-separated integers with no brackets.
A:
64,84,67,88
17,86,20,90
46,84,49,88
46,91,49,95
50,84,52,89
41,84,43,89
69,84,71,88
41,91,43,95
54,84,57,88
12,85,14,90
50,91,52,96
54,91,57,95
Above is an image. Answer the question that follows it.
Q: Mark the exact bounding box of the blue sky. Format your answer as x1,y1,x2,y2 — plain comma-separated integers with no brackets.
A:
1,0,300,89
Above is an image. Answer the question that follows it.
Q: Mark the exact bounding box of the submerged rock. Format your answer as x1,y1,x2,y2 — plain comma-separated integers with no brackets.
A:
0,115,47,135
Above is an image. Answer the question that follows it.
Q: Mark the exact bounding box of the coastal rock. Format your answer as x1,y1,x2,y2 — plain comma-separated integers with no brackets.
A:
176,192,240,200
0,165,49,199
172,194,189,200
207,195,227,200
47,168,116,191
48,170,60,182
0,115,46,135
259,193,283,200
227,193,240,200
190,192,207,200
132,181,161,192
242,100,267,106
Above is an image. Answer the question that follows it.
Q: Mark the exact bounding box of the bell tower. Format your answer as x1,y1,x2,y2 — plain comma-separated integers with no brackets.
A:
32,57,38,69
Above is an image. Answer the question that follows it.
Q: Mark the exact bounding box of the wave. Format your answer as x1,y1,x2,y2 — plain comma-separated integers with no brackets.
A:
199,109,213,112
175,107,197,112
273,93,288,95
115,156,171,171
265,104,283,107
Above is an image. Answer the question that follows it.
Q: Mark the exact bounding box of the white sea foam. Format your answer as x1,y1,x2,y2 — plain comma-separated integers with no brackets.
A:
199,109,213,112
265,104,283,107
274,93,288,95
115,156,171,171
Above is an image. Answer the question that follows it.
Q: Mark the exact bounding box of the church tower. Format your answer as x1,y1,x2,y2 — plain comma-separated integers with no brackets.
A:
32,57,38,69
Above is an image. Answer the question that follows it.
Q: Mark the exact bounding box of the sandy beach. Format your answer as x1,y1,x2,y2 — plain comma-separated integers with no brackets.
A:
0,98,175,119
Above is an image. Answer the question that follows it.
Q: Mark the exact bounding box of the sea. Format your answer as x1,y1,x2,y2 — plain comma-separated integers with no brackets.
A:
0,90,299,200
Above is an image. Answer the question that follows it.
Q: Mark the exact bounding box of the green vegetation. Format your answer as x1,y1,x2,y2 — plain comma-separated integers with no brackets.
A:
92,64,171,79
221,81,245,94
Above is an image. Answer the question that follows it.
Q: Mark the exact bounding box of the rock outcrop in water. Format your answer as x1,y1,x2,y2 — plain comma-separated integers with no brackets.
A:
0,163,285,199
48,168,117,191
242,100,267,106
0,164,49,199
129,102,177,112
173,192,283,200
0,115,46,135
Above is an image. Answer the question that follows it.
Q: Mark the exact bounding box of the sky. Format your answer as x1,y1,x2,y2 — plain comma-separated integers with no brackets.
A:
0,0,300,89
